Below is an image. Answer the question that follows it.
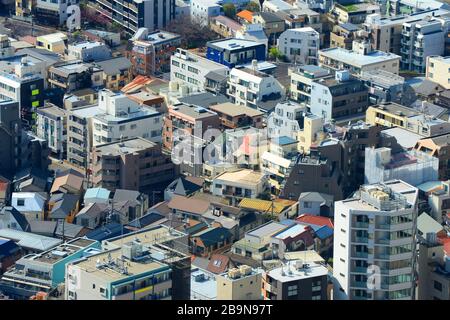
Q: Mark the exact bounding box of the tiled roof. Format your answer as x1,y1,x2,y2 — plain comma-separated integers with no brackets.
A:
296,214,334,229
237,10,254,23
239,198,296,215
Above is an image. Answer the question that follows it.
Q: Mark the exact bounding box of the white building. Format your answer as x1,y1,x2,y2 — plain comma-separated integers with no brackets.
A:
262,0,294,12
364,147,439,187
267,101,307,141
212,169,268,201
190,0,222,27
92,89,163,147
227,66,284,110
11,192,47,221
67,41,112,62
36,104,68,158
289,64,331,107
236,24,269,51
428,180,450,224
170,48,229,92
333,180,418,300
277,27,320,64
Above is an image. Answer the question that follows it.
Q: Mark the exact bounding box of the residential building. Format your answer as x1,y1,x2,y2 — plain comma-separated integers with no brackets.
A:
262,0,293,13
206,38,266,69
211,169,268,204
11,192,47,221
210,15,242,38
83,29,121,47
48,60,103,94
309,70,368,121
330,23,360,50
414,133,450,181
190,0,222,27
235,24,269,51
252,12,285,44
0,206,30,232
91,137,175,192
366,102,450,137
92,89,163,147
426,180,450,223
67,41,112,62
0,228,62,254
36,33,68,54
277,27,319,64
33,0,80,26
0,35,14,59
360,69,406,105
67,104,102,169
330,2,380,25
319,44,401,76
36,104,67,158
50,170,84,195
0,70,44,124
262,261,328,300
298,192,334,217
0,239,22,275
365,147,439,186
191,226,233,257
216,265,262,300
333,180,418,300
91,0,176,35
400,17,449,73
191,268,217,300
170,48,229,93
426,56,450,89
208,102,264,129
94,57,132,91
84,187,111,205
127,29,181,77
0,238,100,299
227,67,284,111
267,101,307,141
289,65,331,107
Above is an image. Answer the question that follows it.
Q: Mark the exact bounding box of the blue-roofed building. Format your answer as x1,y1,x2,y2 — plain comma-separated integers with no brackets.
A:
191,227,232,257
206,38,267,68
84,187,111,205
0,238,22,274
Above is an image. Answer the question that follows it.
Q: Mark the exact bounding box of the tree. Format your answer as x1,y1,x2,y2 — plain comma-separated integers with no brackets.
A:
269,47,283,61
245,2,261,12
165,16,218,49
223,3,237,19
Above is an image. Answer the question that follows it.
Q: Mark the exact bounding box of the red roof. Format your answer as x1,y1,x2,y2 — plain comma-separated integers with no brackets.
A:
237,10,254,23
296,214,334,229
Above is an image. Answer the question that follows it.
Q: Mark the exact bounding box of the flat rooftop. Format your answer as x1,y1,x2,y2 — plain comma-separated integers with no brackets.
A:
191,268,217,300
170,103,218,120
71,105,102,118
320,47,400,68
214,169,265,185
208,38,263,51
36,105,67,117
268,261,328,282
95,137,156,155
33,238,96,264
366,9,449,27
370,102,419,117
209,102,263,117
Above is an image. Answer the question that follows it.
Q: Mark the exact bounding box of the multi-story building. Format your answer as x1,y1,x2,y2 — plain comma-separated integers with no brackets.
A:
262,261,328,300
67,41,112,62
206,39,266,69
210,15,242,38
330,2,380,25
277,27,319,64
330,23,359,50
36,33,68,54
309,70,368,121
127,29,181,77
91,0,176,35
170,48,229,93
67,104,102,170
319,43,401,76
267,101,307,141
364,147,439,187
36,104,67,159
289,65,331,107
0,35,15,59
0,238,100,299
94,57,132,91
208,102,264,130
216,266,262,300
91,89,162,147
33,0,80,26
366,102,450,137
426,56,450,89
359,69,406,105
426,180,450,223
91,137,175,192
333,180,418,300
252,12,285,44
190,0,222,27
227,67,284,111
400,17,449,73
414,133,450,181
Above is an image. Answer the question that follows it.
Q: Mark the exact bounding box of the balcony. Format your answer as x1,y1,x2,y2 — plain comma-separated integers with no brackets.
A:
352,237,369,244
353,252,368,259
353,222,369,229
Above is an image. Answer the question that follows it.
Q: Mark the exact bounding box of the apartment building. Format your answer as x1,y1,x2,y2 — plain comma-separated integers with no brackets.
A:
365,147,439,187
330,23,359,50
170,48,229,93
227,67,284,111
127,29,181,77
267,101,307,141
277,27,319,64
210,15,243,38
67,104,102,169
36,104,68,159
426,56,450,89
67,41,112,62
208,102,264,129
94,57,132,91
0,238,100,299
333,180,418,300
262,261,328,300
252,12,285,44
309,70,368,121
289,65,331,107
366,102,450,137
91,137,175,192
319,43,401,76
91,90,162,147
36,33,68,54
330,3,380,25
33,0,80,26
360,69,406,105
91,0,176,35
190,0,222,27
206,39,266,69
0,34,14,59
414,133,450,181
426,180,450,223
400,17,448,73
216,266,262,300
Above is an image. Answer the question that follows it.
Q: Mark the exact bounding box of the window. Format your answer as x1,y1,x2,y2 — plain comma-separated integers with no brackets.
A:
17,199,25,206
287,285,298,297
303,201,312,208
434,281,442,292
